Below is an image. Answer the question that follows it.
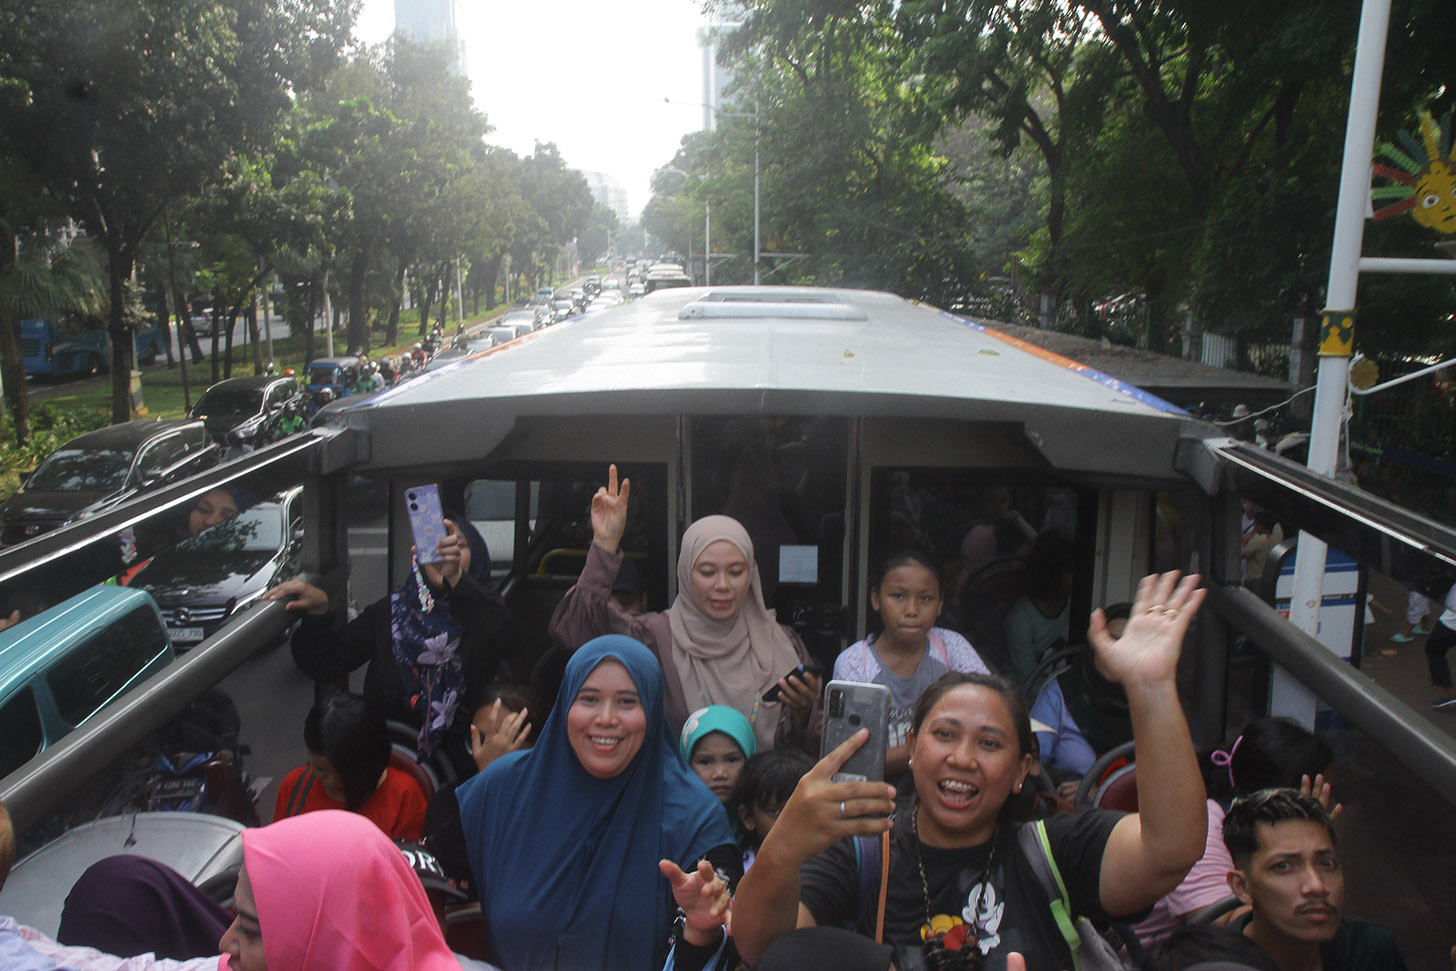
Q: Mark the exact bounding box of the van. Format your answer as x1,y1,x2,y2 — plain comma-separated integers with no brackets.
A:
0,586,175,778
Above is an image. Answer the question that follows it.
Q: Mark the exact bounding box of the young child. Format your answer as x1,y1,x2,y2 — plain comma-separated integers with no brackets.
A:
727,748,814,870
679,705,756,805
833,547,990,780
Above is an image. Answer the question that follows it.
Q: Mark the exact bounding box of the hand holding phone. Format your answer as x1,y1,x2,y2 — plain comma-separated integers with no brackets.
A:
820,680,890,785
761,662,825,703
406,484,449,565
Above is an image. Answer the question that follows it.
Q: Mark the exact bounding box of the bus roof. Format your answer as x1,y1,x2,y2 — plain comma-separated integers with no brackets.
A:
341,286,1203,479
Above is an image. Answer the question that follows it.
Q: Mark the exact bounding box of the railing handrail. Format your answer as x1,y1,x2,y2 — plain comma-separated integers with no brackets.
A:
1205,582,1456,806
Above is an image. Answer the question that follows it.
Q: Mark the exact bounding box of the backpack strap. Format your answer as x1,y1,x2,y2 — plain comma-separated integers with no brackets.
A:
1015,820,1083,971
927,629,952,669
284,766,316,818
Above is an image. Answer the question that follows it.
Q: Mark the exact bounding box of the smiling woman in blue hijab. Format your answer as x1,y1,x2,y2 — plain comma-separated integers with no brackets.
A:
266,515,520,779
455,634,739,971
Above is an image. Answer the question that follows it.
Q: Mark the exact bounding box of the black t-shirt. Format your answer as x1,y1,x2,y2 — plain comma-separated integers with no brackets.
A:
799,807,1124,971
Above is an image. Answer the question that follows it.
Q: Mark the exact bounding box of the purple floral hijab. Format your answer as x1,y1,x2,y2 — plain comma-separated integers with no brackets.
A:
389,514,490,757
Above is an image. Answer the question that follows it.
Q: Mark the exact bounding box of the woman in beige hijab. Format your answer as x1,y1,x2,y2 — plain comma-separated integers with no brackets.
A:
550,465,821,752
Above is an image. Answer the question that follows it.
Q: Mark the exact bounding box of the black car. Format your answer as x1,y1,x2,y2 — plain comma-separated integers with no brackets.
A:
0,420,219,546
133,486,304,647
189,375,306,447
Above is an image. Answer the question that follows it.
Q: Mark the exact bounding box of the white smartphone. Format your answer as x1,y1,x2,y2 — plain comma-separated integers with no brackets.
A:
405,484,448,564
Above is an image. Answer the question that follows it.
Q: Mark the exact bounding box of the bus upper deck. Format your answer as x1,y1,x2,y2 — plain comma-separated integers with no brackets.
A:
1,284,1453,960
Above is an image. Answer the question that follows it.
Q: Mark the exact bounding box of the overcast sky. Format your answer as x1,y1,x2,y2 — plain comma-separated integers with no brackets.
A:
356,0,714,221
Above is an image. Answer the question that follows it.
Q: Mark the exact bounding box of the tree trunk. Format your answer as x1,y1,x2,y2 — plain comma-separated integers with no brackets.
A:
157,284,177,369
247,297,264,374
0,234,31,445
386,265,405,346
483,254,502,311
346,246,370,353
106,242,137,424
223,306,237,379
210,306,223,384
302,278,317,365
418,279,435,338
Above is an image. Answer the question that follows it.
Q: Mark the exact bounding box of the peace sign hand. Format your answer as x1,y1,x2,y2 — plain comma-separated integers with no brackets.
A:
590,463,630,554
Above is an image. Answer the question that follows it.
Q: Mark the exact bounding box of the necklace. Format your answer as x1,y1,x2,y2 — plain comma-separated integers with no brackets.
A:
911,801,998,947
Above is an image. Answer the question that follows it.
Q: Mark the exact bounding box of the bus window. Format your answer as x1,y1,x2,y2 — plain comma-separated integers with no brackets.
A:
689,416,850,663
865,470,1089,678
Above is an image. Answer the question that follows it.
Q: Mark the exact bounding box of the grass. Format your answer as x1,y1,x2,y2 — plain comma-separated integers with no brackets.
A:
0,297,530,502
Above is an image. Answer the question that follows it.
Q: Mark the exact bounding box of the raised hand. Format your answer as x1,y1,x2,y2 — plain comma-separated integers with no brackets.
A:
590,463,631,554
1089,571,1205,688
422,519,466,589
773,671,821,731
1300,772,1344,824
660,858,732,946
471,700,532,771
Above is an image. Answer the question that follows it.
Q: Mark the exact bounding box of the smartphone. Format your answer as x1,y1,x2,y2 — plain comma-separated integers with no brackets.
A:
761,662,825,703
820,680,890,785
405,484,449,564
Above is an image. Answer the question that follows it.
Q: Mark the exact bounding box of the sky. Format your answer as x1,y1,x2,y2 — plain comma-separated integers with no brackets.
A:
356,0,715,221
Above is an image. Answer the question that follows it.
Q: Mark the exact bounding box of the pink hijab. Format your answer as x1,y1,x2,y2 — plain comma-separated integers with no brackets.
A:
232,810,457,971
667,515,801,750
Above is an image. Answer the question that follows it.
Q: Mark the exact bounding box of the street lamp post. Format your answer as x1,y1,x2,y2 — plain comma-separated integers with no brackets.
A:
665,97,760,285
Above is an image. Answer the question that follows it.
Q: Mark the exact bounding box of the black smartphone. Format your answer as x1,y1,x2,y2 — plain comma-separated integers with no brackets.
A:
820,680,890,785
761,662,825,703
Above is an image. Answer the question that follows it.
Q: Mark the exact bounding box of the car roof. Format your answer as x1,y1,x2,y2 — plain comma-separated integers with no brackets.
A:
54,419,205,450
201,375,296,391
0,586,163,694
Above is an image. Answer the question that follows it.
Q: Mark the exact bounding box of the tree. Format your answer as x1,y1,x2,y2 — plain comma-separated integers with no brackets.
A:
0,0,354,421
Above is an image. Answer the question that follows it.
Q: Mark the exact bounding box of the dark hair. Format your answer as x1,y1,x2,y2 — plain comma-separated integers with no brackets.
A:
910,672,1035,823
1102,601,1133,623
728,749,814,848
1207,718,1333,802
479,680,543,746
1141,925,1280,971
1024,529,1076,600
1222,788,1336,866
303,692,390,811
871,546,941,593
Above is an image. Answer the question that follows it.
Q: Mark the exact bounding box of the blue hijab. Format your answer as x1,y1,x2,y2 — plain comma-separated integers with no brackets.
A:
456,635,732,971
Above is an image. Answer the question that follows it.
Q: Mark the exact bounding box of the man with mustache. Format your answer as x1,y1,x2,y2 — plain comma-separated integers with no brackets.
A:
1222,789,1406,971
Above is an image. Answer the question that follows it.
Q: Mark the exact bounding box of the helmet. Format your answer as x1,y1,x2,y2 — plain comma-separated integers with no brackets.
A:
413,343,423,351
283,368,295,376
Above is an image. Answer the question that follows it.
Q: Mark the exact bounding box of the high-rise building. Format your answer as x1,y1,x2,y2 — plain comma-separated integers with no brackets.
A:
699,8,745,130
394,0,465,70
581,171,631,225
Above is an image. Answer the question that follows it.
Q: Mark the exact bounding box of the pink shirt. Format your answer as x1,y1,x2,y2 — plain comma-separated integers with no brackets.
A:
1134,799,1236,945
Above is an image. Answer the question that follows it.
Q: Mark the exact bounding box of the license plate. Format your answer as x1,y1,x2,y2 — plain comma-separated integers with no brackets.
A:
169,626,204,644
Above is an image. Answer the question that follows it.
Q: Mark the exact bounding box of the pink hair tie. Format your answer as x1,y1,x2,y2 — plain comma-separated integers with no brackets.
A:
1210,734,1244,792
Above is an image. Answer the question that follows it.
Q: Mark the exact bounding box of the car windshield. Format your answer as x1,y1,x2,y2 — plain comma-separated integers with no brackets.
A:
27,448,133,492
195,387,263,414
306,365,340,383
176,504,284,552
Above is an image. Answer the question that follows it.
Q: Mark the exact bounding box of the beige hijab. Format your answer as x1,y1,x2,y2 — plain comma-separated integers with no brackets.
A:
667,516,801,750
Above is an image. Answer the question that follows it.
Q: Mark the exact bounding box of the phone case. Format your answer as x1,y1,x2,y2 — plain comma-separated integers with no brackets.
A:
405,484,448,564
820,680,890,785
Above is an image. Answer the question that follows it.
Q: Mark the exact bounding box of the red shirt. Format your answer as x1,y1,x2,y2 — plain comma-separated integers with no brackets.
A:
273,764,428,841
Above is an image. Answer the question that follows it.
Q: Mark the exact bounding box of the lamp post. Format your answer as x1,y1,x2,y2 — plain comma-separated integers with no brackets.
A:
664,97,760,284
659,165,712,285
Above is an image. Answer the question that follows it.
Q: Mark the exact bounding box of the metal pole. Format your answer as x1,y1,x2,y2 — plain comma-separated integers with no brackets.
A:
705,201,712,286
261,265,275,367
753,101,761,286
1280,0,1391,723
162,211,192,413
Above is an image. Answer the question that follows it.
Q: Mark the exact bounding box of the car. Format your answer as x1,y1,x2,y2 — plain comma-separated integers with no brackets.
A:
535,286,555,302
585,275,602,295
553,298,576,319
0,585,176,777
505,322,534,340
0,420,219,546
500,309,541,331
303,355,363,410
188,375,305,447
134,487,304,648
628,282,646,298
